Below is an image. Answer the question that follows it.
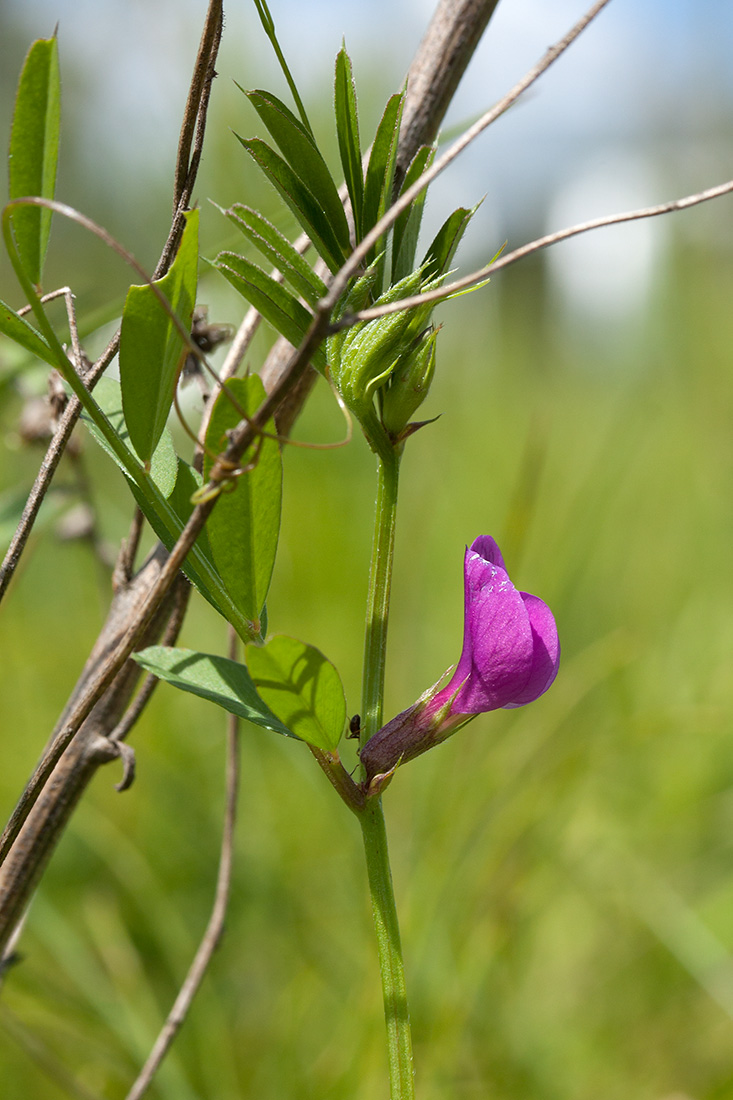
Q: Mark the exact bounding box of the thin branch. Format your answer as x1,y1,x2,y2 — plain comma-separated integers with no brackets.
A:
395,0,501,188
337,177,733,325
323,0,613,310
109,579,191,747
114,508,146,588
17,286,82,370
124,631,241,1100
0,332,118,604
164,0,224,275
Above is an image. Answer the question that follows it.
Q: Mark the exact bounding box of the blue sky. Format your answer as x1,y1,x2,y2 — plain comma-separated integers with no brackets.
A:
3,1,731,213
2,0,732,318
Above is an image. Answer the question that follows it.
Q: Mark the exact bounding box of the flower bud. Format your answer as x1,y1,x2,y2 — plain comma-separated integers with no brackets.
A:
379,325,437,437
327,266,438,452
332,269,425,406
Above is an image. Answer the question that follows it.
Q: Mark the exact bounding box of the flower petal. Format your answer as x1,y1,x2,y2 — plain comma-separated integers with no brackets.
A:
503,592,560,707
438,543,535,713
468,534,506,571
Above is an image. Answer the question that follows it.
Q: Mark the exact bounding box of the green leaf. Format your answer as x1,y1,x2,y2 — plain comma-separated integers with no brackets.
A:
133,646,296,739
334,46,364,236
361,90,405,244
422,203,478,281
237,136,346,273
246,89,351,254
166,459,213,561
222,204,326,307
8,35,60,286
213,251,326,371
149,428,178,500
0,298,56,366
203,376,282,626
245,635,346,752
392,145,435,283
78,376,177,498
119,208,199,463
126,478,242,631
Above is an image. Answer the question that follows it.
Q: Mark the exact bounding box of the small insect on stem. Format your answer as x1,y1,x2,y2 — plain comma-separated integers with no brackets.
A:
347,714,361,739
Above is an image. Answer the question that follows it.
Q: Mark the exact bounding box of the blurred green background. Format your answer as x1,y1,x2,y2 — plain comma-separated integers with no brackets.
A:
3,2,733,1098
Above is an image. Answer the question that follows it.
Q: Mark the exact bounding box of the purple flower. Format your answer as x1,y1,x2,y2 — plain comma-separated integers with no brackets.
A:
360,536,560,788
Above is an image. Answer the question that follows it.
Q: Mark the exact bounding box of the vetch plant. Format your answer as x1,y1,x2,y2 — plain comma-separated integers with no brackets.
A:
1,1,733,1097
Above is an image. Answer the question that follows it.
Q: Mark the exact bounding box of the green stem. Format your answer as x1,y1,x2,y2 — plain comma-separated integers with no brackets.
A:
361,448,401,752
358,446,415,1100
360,799,414,1100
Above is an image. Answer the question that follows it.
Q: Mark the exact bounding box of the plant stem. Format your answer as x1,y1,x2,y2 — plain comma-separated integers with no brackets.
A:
360,799,414,1100
361,448,401,751
358,447,415,1100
